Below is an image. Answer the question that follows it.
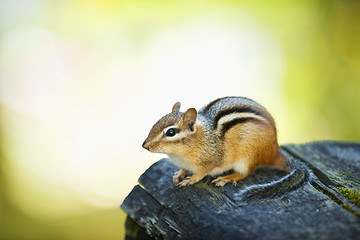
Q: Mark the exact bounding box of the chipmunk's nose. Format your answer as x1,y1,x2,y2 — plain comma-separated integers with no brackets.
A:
142,140,149,150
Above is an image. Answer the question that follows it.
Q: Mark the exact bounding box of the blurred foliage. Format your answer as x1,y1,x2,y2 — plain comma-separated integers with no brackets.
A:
0,126,125,239
1,0,360,239
281,0,360,141
33,0,360,142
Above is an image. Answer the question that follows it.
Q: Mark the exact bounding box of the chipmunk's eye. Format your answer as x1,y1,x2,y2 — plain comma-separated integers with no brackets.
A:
165,128,179,137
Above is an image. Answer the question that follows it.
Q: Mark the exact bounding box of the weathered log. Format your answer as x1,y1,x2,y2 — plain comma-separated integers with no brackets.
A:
121,141,360,240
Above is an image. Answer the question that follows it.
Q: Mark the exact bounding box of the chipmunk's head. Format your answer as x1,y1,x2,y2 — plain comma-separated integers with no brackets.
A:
142,102,198,155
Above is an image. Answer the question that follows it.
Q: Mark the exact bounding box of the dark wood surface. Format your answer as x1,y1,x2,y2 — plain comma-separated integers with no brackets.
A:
121,141,360,240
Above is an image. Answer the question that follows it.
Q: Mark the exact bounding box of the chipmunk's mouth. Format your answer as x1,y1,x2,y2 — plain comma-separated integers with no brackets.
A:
142,140,151,151
142,140,162,153
142,141,147,148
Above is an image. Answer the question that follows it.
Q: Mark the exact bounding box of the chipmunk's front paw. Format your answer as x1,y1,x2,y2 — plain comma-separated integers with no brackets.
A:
173,169,188,184
177,177,196,187
176,173,206,187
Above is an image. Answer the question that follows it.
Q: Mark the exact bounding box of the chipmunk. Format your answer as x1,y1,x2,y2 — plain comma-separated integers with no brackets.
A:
142,96,292,188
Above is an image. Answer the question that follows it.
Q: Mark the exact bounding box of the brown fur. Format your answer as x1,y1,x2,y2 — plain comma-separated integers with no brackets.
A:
143,97,288,187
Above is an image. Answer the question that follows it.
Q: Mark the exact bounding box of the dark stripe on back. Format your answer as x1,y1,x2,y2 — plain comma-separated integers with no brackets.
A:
201,97,224,114
213,106,266,129
220,117,264,138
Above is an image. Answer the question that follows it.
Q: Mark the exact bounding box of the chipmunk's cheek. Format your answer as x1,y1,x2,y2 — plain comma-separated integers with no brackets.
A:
159,145,176,155
149,146,159,153
150,144,165,154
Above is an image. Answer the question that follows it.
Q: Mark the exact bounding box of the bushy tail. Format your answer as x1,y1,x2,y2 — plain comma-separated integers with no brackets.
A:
236,152,311,203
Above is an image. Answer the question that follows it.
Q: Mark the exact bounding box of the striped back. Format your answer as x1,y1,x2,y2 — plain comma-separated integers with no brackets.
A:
199,97,274,137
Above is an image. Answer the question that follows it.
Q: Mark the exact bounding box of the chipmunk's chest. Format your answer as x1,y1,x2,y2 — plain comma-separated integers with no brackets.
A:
167,154,199,173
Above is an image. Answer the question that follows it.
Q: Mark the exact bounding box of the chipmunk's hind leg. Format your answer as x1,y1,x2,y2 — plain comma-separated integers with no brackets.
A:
212,173,245,187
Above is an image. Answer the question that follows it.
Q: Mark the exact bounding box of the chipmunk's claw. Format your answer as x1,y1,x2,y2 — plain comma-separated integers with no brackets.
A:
212,177,230,187
212,173,244,187
177,177,196,187
173,169,188,184
176,173,205,187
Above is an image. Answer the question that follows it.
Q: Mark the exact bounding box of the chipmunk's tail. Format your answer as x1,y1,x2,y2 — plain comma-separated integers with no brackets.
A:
237,151,311,203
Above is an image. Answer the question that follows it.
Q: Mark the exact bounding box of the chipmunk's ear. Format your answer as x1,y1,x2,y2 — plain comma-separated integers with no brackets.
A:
182,108,197,131
172,102,181,112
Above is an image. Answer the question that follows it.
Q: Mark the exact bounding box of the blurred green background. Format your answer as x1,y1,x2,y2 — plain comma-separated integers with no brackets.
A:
0,0,359,239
